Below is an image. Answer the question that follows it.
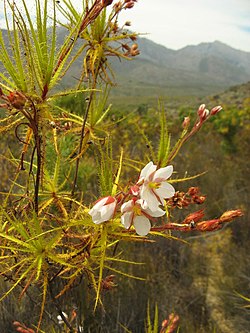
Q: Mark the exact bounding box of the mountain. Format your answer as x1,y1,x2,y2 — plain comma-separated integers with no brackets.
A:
1,27,250,97
138,39,250,76
109,38,250,98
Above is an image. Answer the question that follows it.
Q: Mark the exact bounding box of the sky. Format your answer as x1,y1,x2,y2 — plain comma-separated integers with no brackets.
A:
120,0,250,52
0,0,250,52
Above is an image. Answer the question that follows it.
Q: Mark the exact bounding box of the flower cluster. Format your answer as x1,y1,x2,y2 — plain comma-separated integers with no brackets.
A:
168,187,206,209
89,161,175,236
160,313,179,333
13,321,35,333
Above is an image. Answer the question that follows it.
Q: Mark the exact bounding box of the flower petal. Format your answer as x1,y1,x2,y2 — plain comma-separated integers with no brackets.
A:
137,199,148,210
89,197,108,215
154,165,173,181
145,205,166,217
121,212,133,229
99,201,116,222
140,185,160,211
121,200,134,213
133,216,151,236
155,182,175,199
90,211,102,224
138,161,156,182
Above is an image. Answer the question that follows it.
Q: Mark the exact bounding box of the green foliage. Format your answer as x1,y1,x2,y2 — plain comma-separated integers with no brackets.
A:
145,302,159,333
211,106,249,152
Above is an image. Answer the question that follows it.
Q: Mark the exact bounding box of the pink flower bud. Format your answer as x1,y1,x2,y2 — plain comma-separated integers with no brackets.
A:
89,196,117,224
197,104,206,116
130,184,140,196
197,104,209,123
182,116,190,129
210,105,222,115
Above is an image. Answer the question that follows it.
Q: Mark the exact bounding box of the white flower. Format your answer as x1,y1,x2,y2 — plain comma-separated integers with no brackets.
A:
121,198,165,236
138,161,175,211
89,196,117,224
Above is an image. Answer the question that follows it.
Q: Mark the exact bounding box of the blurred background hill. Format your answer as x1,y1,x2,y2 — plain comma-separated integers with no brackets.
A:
2,27,250,97
3,26,245,97
110,38,250,98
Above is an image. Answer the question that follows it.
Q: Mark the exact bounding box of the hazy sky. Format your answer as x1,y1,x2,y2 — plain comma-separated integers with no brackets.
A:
1,0,250,52
120,0,250,52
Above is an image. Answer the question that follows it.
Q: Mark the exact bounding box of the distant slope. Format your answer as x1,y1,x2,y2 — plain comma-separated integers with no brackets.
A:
205,81,250,107
1,27,250,97
110,39,250,98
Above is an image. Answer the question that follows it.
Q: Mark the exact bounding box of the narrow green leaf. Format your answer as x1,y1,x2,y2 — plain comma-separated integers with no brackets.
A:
147,301,152,333
112,148,123,196
153,304,159,333
94,224,107,310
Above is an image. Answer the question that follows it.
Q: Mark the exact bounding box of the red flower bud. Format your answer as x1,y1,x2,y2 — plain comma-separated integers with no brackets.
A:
130,43,140,56
197,104,206,115
196,219,221,231
183,209,205,224
210,105,222,115
13,322,22,327
101,275,116,290
160,313,179,333
130,184,140,196
188,187,199,196
102,0,113,7
219,209,243,223
193,195,206,204
13,321,35,333
125,2,135,9
7,91,26,110
182,116,190,129
130,35,137,41
198,104,209,121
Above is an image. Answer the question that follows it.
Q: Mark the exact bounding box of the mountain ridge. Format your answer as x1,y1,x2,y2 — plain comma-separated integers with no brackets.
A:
1,27,250,97
109,37,250,97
